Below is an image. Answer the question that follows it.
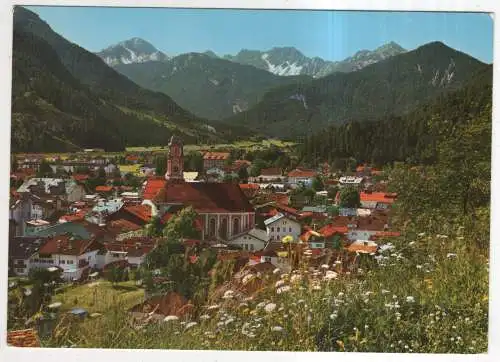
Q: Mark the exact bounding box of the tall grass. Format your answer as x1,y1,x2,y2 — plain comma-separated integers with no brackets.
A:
45,220,488,352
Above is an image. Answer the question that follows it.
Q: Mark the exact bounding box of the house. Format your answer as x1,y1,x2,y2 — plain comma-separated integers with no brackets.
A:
144,137,256,243
287,168,317,187
347,215,390,241
339,176,364,188
203,152,230,171
360,191,397,209
24,220,105,241
9,194,32,236
29,194,61,220
227,227,269,251
86,198,124,225
7,329,41,347
256,168,283,182
17,178,85,203
8,237,47,276
104,163,118,175
102,237,155,268
347,240,378,254
24,219,51,235
264,213,301,241
239,183,260,199
34,234,102,281
95,185,114,195
183,172,199,182
139,164,156,176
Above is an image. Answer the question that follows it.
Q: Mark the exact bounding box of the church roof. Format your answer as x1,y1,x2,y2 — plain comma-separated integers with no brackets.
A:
153,181,254,213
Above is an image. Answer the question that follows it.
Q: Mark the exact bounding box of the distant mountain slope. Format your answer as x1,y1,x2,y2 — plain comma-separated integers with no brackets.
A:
223,42,406,77
224,41,489,139
97,37,169,66
11,7,235,152
114,53,311,120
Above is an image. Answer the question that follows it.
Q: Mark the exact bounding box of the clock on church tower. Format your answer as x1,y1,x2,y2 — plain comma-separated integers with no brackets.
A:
165,136,184,182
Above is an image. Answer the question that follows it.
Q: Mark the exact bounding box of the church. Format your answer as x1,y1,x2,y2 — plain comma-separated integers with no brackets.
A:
142,136,256,242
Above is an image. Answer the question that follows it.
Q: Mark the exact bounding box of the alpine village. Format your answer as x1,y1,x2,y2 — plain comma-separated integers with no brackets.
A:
7,6,491,353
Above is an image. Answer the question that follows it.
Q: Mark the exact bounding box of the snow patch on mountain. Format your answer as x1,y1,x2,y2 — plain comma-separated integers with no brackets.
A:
261,53,304,76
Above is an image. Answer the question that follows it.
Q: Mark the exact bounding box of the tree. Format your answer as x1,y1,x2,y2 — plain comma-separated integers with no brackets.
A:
37,160,53,177
155,154,166,176
163,206,201,240
339,187,360,208
327,185,339,199
249,159,267,177
238,166,249,182
312,176,324,192
11,156,18,173
146,215,163,237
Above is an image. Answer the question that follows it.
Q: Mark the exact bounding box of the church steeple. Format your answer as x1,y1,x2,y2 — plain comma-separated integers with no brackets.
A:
165,136,184,182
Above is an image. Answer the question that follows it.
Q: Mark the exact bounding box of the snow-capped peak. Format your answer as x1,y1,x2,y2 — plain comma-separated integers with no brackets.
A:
97,37,169,67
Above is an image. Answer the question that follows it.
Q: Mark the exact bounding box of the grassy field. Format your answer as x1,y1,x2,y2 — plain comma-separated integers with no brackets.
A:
51,279,144,314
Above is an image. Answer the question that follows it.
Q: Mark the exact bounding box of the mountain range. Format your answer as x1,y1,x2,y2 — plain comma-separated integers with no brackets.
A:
222,42,406,77
97,39,406,119
222,41,490,139
10,6,493,152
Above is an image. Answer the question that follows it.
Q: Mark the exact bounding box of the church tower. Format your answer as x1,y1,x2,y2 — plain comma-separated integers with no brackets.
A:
165,136,184,182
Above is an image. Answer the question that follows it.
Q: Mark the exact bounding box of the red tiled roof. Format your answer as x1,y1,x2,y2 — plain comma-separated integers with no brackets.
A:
259,168,282,176
107,219,142,233
124,204,152,223
347,243,378,254
95,185,113,192
319,224,349,237
360,192,397,204
203,152,230,160
142,178,166,200
38,235,101,256
126,155,140,161
275,203,299,216
105,241,154,258
72,174,90,182
239,183,259,190
374,231,401,237
154,181,254,213
60,210,86,222
287,168,317,178
7,329,40,347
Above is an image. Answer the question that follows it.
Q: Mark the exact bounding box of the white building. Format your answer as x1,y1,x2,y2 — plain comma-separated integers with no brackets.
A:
264,213,302,242
227,228,269,251
339,176,364,188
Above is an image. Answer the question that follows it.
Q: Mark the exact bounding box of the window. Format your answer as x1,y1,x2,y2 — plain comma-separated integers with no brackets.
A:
250,244,254,251
209,218,216,238
60,260,66,264
277,227,281,232
271,227,274,232
68,260,74,265
16,268,24,273
289,227,292,232
233,217,240,235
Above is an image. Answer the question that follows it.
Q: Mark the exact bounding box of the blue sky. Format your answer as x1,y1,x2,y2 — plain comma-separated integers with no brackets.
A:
26,6,494,63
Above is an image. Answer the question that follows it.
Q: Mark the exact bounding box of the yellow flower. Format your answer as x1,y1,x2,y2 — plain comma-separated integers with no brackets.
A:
336,340,345,351
482,295,488,302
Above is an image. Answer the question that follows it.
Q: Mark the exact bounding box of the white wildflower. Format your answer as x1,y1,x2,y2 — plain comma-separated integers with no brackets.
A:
416,265,423,269
264,303,277,313
184,322,198,330
223,290,234,299
381,289,390,294
273,268,281,275
338,292,345,297
406,296,415,303
418,232,425,237
207,304,220,311
163,315,179,322
324,271,338,280
447,253,457,259
276,285,291,294
275,280,286,288
409,241,416,246
321,264,330,269
330,313,338,320
199,314,211,321
256,301,266,309
271,326,284,333
242,274,255,285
